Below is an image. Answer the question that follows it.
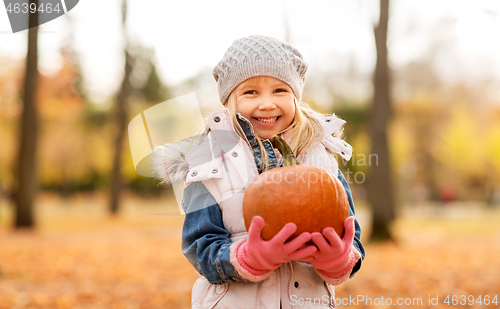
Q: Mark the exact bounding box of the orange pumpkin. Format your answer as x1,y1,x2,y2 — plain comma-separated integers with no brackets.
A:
243,135,350,241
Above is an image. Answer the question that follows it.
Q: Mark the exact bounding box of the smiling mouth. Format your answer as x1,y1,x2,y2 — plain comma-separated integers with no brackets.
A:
254,116,280,123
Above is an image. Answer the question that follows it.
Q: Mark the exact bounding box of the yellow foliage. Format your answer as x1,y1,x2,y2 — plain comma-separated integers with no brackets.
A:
437,102,484,174
390,116,414,176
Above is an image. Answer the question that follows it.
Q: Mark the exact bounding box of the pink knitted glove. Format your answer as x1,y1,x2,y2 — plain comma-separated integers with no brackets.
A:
303,216,358,277
237,216,318,272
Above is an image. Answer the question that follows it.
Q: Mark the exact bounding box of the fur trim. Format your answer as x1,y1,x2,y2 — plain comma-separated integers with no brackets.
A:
150,138,198,186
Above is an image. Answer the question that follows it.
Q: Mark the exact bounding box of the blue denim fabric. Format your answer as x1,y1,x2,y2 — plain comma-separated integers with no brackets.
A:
181,114,365,284
236,113,279,173
181,182,244,284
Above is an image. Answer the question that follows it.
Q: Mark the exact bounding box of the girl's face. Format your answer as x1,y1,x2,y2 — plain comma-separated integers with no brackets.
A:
234,76,295,139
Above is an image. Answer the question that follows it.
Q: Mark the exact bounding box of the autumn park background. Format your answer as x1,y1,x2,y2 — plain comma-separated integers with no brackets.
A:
1,0,500,308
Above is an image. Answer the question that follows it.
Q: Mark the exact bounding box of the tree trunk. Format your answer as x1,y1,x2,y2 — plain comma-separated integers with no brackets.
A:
367,0,396,242
109,0,133,215
13,1,39,228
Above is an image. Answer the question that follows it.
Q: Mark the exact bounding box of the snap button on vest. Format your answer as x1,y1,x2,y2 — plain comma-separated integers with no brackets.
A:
214,116,221,122
191,171,197,177
326,119,331,122
216,285,225,294
212,168,218,174
232,151,238,157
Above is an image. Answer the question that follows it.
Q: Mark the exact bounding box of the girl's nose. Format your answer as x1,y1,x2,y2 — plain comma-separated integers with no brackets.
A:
258,97,276,110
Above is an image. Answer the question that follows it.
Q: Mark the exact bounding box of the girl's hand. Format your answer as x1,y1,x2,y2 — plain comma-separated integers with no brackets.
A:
301,216,356,272
237,216,318,271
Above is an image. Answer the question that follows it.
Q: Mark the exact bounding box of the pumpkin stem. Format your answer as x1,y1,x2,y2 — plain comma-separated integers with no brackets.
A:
270,135,301,166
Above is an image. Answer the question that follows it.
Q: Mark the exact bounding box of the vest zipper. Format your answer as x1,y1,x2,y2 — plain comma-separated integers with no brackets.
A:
220,150,235,191
288,262,294,309
241,140,259,178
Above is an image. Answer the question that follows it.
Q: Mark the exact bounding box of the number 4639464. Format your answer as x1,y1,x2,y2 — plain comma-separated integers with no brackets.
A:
444,295,498,306
6,2,62,14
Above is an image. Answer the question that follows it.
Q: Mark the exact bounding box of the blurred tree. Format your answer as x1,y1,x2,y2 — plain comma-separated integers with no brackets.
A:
367,0,395,242
393,61,443,100
406,100,442,201
12,1,39,228
62,14,88,101
37,48,87,196
137,57,169,104
109,0,134,215
392,17,455,102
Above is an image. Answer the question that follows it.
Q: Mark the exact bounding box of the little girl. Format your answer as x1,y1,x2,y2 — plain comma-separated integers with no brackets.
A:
154,35,365,309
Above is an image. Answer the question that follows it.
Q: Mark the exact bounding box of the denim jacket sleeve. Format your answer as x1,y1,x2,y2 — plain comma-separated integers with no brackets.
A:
181,171,365,284
337,169,365,278
181,181,248,285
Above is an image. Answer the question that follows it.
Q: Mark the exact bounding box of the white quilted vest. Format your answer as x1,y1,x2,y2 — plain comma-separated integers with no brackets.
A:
184,108,352,309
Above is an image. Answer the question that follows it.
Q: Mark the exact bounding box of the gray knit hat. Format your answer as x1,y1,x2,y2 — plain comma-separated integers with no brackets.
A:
213,35,308,105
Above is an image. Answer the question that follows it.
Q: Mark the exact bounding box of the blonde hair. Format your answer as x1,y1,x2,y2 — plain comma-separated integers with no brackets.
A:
198,79,344,171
